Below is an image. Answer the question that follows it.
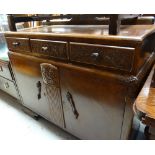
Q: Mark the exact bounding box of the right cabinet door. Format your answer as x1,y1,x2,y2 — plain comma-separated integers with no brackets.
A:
60,68,126,139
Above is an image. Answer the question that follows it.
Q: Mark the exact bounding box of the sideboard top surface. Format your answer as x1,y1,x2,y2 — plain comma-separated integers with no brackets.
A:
4,25,155,44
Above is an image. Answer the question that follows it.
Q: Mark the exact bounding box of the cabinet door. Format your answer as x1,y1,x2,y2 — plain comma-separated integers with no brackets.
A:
9,53,64,128
60,68,126,139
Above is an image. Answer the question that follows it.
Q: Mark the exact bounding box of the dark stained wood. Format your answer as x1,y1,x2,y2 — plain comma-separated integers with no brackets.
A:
70,42,135,72
9,52,65,124
109,15,121,35
5,25,155,77
6,37,30,52
5,23,155,139
43,16,154,26
30,39,68,60
60,66,126,139
8,51,154,86
5,25,155,48
7,14,144,35
122,16,154,25
7,15,17,31
11,14,108,23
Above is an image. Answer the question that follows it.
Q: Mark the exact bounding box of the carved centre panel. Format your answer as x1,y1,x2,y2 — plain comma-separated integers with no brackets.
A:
40,63,65,128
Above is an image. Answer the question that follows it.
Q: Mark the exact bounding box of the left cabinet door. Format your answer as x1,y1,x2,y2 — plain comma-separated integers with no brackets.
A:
9,52,65,128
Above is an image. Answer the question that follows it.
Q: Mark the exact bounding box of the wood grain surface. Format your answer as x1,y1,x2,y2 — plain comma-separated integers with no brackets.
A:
134,65,155,119
5,25,155,47
6,23,155,139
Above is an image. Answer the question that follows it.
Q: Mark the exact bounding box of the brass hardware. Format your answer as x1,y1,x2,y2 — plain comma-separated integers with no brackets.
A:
91,52,99,57
4,82,9,89
91,52,99,61
12,42,20,46
36,81,41,100
0,66,3,72
41,46,48,52
66,91,79,119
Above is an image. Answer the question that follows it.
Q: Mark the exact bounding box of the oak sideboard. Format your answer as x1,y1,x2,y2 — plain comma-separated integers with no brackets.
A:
4,24,155,139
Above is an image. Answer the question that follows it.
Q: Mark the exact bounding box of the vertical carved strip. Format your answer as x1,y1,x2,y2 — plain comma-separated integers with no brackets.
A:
40,63,64,128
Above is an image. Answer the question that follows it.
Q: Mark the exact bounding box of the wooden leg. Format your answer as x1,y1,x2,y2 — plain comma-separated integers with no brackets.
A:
144,126,150,139
22,106,40,120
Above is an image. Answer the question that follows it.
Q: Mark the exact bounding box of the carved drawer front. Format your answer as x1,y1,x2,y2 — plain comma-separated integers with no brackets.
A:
31,39,68,60
0,63,12,80
70,42,135,72
6,37,30,52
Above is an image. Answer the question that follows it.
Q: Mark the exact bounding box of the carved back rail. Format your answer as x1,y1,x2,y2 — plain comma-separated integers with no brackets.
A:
7,14,153,35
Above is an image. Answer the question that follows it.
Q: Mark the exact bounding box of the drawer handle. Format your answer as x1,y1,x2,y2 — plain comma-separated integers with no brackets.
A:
36,81,41,100
41,46,48,52
0,66,3,72
12,42,20,47
91,52,99,59
66,91,79,119
4,82,9,89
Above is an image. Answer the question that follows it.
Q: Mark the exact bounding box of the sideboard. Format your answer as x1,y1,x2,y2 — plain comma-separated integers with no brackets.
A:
4,24,155,139
0,32,20,99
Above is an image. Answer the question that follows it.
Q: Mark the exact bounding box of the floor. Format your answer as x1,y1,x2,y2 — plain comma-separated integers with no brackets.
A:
0,89,146,142
0,90,77,142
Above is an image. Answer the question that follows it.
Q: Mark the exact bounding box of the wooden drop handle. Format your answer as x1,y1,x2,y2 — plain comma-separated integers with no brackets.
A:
66,91,79,119
36,81,41,100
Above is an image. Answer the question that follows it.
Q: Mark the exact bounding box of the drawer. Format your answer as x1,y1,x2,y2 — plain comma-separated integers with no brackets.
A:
6,37,30,52
0,62,12,80
30,39,68,60
0,77,19,99
70,42,135,72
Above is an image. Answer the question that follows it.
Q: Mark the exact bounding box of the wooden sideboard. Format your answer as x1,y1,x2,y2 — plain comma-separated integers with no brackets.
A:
0,32,20,99
4,24,155,139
